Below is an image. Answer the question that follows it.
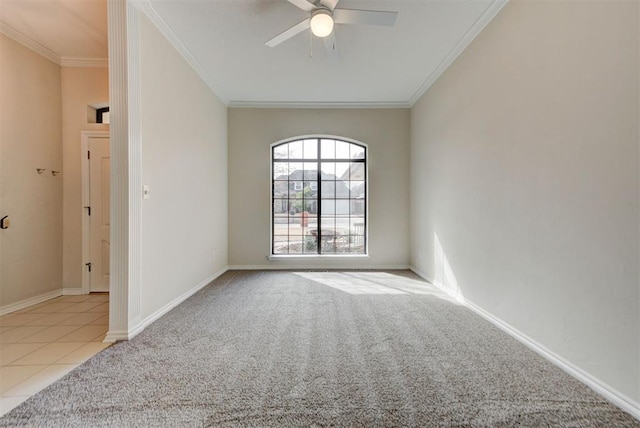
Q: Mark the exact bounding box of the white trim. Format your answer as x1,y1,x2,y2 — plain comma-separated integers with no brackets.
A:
104,267,228,342
408,0,509,106
409,266,640,421
230,264,410,271
0,21,60,65
0,290,62,316
132,0,229,105
62,288,85,296
60,57,109,68
81,131,110,295
229,101,411,109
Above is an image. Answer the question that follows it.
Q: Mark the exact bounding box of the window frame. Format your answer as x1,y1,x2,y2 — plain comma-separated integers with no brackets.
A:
270,135,369,258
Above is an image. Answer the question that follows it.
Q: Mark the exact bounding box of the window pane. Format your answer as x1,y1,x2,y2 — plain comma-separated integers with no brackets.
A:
335,141,350,159
336,199,349,215
273,198,288,214
288,162,303,179
273,236,289,254
273,144,288,159
321,139,335,159
303,139,317,159
335,180,349,198
297,197,317,214
289,141,303,159
350,162,365,180
320,162,335,178
349,181,365,198
273,162,288,179
303,163,316,181
289,182,303,199
303,234,317,253
273,181,288,197
321,199,335,216
351,144,365,159
321,181,335,198
350,218,365,235
350,199,365,216
335,162,349,180
336,217,349,234
321,217,336,233
288,236,304,254
303,213,318,235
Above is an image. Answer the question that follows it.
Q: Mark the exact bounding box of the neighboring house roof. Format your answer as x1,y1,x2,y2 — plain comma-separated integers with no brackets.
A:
274,170,352,198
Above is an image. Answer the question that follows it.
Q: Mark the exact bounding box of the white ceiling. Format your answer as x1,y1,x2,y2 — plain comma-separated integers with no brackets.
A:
0,0,506,107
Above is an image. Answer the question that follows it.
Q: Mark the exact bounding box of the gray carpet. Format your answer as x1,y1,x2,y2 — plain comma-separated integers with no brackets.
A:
1,270,638,427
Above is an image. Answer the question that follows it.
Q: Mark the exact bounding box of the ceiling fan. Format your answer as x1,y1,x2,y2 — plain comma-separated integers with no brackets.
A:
265,0,398,54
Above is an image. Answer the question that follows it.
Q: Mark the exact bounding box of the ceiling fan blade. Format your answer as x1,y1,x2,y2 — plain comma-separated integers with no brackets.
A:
323,31,340,58
320,0,340,11
286,0,315,12
333,9,398,26
265,18,311,47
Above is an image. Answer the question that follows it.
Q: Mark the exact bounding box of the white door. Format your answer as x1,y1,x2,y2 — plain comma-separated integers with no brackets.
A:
89,137,110,292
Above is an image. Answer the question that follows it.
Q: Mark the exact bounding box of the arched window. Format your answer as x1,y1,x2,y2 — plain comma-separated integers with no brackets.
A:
272,137,367,255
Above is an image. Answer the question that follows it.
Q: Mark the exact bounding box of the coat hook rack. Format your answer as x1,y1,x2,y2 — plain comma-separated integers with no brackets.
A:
51,171,60,177
36,168,46,174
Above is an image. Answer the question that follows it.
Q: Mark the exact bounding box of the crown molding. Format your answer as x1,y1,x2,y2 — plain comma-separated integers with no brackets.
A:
0,21,108,68
228,100,411,109
60,57,109,68
0,21,60,65
133,0,230,105
408,0,509,107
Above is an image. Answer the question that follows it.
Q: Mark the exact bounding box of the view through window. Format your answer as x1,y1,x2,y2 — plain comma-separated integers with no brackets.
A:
272,138,366,255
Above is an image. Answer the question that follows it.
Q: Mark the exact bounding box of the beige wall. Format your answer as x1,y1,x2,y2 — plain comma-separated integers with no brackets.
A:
228,108,410,268
61,67,109,290
139,15,228,320
410,0,639,402
0,34,63,307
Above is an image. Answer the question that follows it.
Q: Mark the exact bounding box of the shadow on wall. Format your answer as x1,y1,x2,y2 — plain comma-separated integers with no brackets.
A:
434,232,464,302
294,271,462,304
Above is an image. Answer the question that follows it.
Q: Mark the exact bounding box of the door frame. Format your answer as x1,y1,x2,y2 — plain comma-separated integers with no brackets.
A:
81,131,110,294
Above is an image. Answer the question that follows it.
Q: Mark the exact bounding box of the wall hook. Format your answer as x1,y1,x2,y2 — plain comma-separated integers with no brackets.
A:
36,168,46,174
51,171,60,177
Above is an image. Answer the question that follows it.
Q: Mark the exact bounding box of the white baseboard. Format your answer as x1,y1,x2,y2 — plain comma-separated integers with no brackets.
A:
62,288,85,295
409,266,640,421
229,264,411,270
0,289,62,316
109,267,229,342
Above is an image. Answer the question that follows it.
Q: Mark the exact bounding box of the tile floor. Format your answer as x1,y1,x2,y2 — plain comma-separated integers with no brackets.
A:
0,294,111,417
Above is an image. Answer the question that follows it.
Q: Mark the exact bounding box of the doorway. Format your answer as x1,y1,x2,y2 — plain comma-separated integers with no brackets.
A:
81,131,110,293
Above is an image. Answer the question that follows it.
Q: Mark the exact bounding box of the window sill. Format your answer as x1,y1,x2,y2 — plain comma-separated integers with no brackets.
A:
267,254,370,262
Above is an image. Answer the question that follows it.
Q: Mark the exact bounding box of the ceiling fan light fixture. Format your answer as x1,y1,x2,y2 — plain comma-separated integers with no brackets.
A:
310,9,334,38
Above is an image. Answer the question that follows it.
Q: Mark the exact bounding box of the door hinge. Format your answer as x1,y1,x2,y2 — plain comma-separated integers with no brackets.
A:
84,206,91,216
87,150,90,159
85,262,92,272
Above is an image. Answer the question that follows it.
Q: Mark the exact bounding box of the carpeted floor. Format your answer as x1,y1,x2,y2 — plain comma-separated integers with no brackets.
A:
1,270,638,427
